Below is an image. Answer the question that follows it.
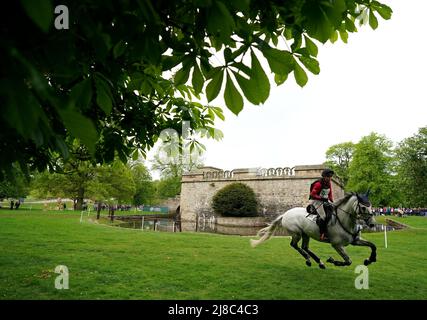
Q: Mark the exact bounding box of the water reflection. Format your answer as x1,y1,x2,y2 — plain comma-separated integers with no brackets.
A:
117,219,178,232
114,219,396,236
364,224,396,233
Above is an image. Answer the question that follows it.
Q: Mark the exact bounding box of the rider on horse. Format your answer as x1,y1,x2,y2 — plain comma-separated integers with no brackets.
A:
309,168,335,241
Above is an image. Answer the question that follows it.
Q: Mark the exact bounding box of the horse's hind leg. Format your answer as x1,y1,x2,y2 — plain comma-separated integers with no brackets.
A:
301,233,326,269
326,245,352,267
290,234,312,267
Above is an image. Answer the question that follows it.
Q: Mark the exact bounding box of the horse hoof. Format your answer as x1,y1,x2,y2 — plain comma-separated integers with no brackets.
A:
319,263,326,269
306,261,312,267
364,259,371,266
326,257,334,264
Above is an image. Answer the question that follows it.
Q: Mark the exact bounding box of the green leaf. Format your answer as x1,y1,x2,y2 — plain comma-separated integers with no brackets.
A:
132,150,139,161
224,73,243,115
299,56,320,75
58,108,98,154
230,61,251,77
229,45,248,61
262,47,294,75
249,51,270,103
174,64,191,86
372,1,392,20
369,10,378,30
274,73,288,86
272,35,278,46
284,28,293,40
113,40,126,58
234,72,259,105
207,1,235,42
161,55,184,71
206,69,224,102
304,36,318,57
224,47,233,63
192,63,204,94
339,30,348,43
329,30,338,43
345,17,356,32
211,107,225,121
303,0,346,43
70,78,92,110
54,137,70,159
20,0,53,33
293,61,308,87
95,76,113,115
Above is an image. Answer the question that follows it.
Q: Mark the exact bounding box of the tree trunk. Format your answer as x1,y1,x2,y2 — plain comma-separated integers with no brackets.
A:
75,188,84,210
96,202,101,220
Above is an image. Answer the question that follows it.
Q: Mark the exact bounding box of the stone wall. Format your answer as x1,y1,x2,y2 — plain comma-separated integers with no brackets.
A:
160,196,180,214
180,165,344,227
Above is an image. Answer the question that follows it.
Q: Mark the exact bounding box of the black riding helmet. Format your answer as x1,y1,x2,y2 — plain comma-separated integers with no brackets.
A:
321,168,334,177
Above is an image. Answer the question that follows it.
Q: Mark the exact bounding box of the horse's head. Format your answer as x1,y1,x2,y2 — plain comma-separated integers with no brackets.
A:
355,191,375,227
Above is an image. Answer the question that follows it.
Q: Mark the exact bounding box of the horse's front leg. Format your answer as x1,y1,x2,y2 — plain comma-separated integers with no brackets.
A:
326,245,352,267
352,238,377,265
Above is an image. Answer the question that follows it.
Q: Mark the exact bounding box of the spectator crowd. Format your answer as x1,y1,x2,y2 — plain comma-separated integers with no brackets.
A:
372,207,427,217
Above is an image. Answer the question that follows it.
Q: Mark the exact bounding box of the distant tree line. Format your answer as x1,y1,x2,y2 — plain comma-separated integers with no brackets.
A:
325,127,427,207
0,139,199,209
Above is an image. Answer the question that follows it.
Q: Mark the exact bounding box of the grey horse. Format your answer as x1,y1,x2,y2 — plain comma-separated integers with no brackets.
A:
250,192,377,269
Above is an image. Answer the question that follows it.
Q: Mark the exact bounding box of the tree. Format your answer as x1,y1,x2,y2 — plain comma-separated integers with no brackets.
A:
155,177,182,200
150,135,205,200
151,134,205,178
325,142,355,187
212,183,258,217
346,133,399,206
93,161,136,205
1,0,392,178
30,141,136,210
130,162,155,205
395,127,427,207
0,164,29,200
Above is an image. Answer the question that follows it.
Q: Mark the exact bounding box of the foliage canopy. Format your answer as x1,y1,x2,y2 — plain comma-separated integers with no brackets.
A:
1,0,392,178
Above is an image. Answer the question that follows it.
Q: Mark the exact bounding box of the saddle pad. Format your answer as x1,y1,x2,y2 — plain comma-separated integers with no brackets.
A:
306,214,318,223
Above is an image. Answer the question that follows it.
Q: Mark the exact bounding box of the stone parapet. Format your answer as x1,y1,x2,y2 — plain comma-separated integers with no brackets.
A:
180,164,345,224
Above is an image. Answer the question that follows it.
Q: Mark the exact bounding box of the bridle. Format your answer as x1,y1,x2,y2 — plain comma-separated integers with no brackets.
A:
333,195,373,239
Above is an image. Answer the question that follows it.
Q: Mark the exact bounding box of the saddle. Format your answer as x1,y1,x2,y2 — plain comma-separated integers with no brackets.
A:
306,203,333,226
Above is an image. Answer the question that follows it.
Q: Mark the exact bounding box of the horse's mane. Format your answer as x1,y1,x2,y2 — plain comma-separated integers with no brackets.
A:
333,192,356,208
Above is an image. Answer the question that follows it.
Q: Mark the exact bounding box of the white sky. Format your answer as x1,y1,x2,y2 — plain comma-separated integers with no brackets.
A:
148,0,427,177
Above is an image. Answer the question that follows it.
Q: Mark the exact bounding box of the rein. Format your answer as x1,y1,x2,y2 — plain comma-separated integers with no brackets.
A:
333,198,361,239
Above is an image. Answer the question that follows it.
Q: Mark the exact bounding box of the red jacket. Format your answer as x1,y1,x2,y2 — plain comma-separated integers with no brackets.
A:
310,180,333,202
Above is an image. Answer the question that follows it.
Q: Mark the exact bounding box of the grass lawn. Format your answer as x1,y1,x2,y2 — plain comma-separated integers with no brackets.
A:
0,209,426,300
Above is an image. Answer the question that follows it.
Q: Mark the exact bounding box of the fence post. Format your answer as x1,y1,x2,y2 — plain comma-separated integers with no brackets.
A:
141,216,144,231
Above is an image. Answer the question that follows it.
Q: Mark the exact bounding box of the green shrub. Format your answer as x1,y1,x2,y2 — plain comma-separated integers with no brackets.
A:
212,183,258,217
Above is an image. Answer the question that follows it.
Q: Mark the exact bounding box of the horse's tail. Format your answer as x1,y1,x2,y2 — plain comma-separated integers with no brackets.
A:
250,215,283,248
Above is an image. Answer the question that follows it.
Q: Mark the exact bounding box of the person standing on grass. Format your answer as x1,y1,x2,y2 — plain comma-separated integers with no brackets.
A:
10,200,14,210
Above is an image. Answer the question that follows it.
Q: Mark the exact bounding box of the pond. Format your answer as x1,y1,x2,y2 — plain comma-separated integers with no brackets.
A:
363,224,397,233
114,218,397,236
117,219,178,232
